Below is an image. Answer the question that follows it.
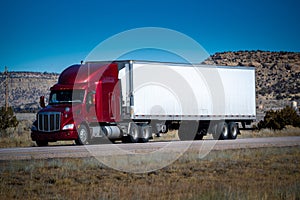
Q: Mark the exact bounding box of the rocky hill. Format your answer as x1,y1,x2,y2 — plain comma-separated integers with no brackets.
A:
0,72,58,112
0,51,299,113
203,51,300,112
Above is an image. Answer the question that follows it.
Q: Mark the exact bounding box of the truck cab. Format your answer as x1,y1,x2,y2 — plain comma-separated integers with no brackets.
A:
31,62,121,146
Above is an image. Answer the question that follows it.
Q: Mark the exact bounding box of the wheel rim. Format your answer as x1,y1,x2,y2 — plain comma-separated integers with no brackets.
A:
132,126,139,140
142,127,149,139
79,128,88,143
222,124,228,138
231,125,237,138
143,128,147,138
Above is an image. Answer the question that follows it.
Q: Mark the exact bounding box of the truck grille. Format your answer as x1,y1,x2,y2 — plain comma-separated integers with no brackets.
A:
38,112,61,132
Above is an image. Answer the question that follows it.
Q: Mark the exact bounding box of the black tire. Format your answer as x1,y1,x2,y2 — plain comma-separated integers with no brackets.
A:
75,124,90,145
210,121,220,140
218,122,229,140
140,125,151,143
127,123,140,143
36,140,48,146
228,122,238,140
178,121,199,141
212,121,229,140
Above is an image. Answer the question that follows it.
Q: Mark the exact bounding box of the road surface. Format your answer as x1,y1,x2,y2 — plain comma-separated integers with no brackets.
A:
0,137,299,161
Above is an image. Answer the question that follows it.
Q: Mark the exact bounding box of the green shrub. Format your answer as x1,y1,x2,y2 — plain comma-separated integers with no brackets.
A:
0,107,19,135
258,106,300,130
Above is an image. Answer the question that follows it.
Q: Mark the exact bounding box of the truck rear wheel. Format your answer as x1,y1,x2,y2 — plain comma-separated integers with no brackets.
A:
127,123,140,143
140,125,151,143
75,125,90,145
210,121,220,140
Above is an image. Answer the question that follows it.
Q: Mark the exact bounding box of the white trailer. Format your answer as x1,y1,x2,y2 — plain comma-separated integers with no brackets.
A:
115,60,256,141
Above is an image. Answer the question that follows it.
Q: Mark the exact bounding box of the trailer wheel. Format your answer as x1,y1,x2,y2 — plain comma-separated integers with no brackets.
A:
210,121,220,140
219,122,229,140
228,122,238,140
75,125,89,145
212,122,228,140
36,141,48,147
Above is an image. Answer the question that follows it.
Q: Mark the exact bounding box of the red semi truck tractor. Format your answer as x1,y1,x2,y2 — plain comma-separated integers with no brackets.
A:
31,60,256,146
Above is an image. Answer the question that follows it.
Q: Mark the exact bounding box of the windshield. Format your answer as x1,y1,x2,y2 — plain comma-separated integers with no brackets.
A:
49,90,85,105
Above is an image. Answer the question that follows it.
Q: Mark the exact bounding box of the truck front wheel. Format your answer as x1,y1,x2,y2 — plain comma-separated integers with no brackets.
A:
75,125,90,145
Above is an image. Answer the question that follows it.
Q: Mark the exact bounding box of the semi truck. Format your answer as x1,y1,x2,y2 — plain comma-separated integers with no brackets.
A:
31,60,256,146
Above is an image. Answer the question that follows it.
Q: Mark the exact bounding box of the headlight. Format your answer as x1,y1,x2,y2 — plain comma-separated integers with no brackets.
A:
62,124,75,130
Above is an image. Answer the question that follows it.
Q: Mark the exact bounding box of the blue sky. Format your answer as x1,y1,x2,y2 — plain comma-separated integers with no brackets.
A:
0,0,299,72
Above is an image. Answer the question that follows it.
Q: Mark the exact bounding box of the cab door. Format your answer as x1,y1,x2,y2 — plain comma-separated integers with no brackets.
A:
85,91,97,122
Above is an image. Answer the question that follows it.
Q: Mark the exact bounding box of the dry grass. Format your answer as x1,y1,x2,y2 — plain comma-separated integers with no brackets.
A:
0,146,299,199
239,126,300,139
0,120,35,148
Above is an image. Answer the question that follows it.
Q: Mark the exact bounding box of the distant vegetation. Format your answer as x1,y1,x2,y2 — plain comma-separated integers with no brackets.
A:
0,106,18,136
258,106,300,130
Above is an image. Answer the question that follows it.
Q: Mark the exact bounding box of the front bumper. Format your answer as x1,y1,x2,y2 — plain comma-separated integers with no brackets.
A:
31,130,78,142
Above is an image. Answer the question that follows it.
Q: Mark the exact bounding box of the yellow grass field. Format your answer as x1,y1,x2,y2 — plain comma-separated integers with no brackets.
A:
0,146,299,199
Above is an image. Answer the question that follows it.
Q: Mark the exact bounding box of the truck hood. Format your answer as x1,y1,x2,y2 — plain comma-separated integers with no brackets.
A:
38,104,81,115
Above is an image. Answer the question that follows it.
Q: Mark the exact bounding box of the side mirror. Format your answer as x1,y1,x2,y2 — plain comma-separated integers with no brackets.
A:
40,96,46,108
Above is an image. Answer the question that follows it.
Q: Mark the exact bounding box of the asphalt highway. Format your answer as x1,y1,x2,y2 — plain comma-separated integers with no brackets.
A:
0,137,299,161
